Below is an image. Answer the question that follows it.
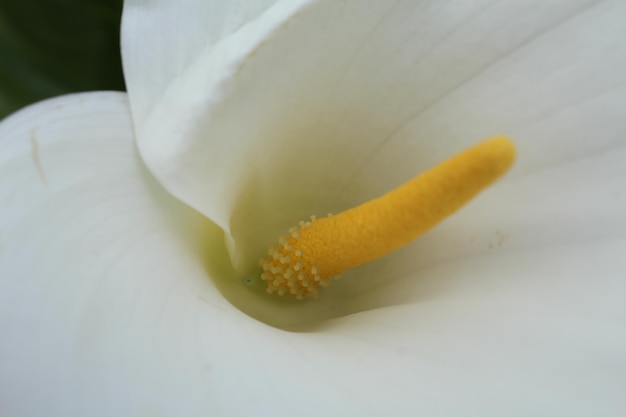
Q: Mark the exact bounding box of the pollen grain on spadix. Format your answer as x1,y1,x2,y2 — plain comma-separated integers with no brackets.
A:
259,136,516,300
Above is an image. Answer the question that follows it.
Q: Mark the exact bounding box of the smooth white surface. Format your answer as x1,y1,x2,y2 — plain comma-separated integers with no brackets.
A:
123,0,626,275
121,0,285,125
1,0,626,415
0,91,624,417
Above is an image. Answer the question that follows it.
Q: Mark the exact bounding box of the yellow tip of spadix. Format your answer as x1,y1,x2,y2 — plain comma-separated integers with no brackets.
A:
260,136,516,299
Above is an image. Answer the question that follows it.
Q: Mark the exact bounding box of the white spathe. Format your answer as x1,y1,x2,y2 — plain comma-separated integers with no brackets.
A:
1,0,626,416
123,0,626,274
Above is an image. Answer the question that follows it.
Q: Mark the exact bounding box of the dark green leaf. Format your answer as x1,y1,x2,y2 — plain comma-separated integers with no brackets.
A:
0,0,125,119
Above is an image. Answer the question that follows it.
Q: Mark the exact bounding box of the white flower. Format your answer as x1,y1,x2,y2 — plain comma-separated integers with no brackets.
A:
1,1,626,415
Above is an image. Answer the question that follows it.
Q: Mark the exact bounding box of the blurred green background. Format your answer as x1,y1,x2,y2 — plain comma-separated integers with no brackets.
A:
0,0,125,119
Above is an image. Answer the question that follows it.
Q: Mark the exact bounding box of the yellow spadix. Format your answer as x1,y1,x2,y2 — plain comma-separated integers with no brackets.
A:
260,136,516,299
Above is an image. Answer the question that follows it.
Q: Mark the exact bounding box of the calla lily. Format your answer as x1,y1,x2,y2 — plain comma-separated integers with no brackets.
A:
2,0,626,415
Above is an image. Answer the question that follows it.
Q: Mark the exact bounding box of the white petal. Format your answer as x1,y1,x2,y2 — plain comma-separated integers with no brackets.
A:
1,94,625,415
122,0,313,243
122,0,626,275
120,2,626,413
0,92,220,414
121,0,287,126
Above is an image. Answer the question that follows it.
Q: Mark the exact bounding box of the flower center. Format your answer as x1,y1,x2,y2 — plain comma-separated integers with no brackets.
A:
260,136,516,299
